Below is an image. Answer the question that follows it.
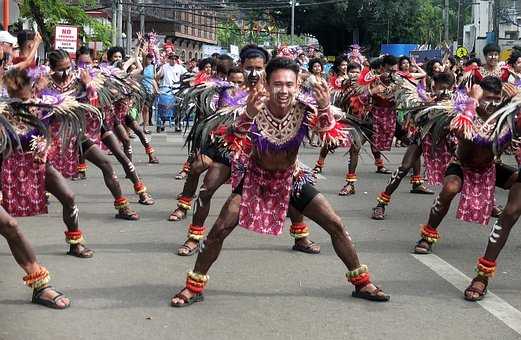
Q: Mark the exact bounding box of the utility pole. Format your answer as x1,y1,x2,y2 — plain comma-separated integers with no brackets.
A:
457,0,463,45
290,0,295,44
112,0,117,46
139,0,145,33
117,0,123,47
444,0,449,43
126,4,132,55
387,18,390,44
493,0,500,44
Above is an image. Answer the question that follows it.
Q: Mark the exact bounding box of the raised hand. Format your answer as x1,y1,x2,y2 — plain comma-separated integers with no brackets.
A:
79,69,92,86
245,81,267,117
313,81,330,109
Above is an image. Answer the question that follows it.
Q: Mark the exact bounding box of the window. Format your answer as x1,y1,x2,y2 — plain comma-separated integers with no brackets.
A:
181,50,186,60
189,51,192,59
505,30,519,40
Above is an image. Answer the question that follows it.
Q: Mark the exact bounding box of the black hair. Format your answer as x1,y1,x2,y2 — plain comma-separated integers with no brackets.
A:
382,55,398,67
483,43,500,56
107,46,125,61
369,57,382,70
425,58,442,77
465,57,482,67
197,57,215,71
47,49,70,69
398,56,411,71
227,66,244,77
76,45,91,59
216,54,233,76
508,50,521,66
480,76,502,95
432,71,455,88
239,44,270,64
332,55,348,74
266,57,300,82
447,56,457,67
17,30,35,50
347,62,362,72
307,58,323,73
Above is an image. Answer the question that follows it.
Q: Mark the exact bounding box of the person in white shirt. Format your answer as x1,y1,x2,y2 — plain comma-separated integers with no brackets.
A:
157,54,187,87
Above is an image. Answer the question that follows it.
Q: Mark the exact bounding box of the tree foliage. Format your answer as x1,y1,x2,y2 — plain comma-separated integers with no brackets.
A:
19,0,111,50
267,0,471,55
217,11,307,49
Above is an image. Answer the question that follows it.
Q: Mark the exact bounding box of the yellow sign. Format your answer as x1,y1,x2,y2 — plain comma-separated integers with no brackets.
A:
456,46,469,58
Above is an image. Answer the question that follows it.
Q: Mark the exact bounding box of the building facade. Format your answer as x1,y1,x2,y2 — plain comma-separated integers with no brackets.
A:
464,0,521,59
123,0,218,61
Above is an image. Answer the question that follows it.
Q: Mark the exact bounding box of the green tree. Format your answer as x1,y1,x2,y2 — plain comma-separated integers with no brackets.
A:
268,0,469,55
19,0,111,50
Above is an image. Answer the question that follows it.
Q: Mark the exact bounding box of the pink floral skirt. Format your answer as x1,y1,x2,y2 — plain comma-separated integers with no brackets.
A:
456,163,495,225
422,134,452,186
232,155,294,236
1,152,47,217
47,122,78,179
371,106,396,151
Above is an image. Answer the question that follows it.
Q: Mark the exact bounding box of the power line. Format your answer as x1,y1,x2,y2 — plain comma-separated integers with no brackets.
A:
120,0,346,11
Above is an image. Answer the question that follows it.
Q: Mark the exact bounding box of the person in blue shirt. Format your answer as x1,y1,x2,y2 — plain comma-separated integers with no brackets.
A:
141,54,157,134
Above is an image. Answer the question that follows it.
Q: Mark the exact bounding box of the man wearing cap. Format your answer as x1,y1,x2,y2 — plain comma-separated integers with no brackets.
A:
157,54,187,88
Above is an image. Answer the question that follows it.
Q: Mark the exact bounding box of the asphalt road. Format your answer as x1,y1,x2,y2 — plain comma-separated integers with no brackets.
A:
1,131,521,340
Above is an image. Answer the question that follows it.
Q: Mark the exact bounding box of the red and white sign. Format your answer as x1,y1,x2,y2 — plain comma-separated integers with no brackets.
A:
54,25,78,54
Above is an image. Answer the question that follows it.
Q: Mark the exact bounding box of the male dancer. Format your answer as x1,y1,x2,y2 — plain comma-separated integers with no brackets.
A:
46,49,155,206
0,73,70,308
107,45,160,164
413,77,518,255
370,72,457,220
171,57,389,306
363,55,399,174
170,45,320,255
465,128,521,300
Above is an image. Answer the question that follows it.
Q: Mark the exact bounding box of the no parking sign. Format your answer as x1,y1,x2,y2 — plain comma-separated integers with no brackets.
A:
54,25,78,55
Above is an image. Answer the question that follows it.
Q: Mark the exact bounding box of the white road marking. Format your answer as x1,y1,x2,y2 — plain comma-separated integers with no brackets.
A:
412,253,521,335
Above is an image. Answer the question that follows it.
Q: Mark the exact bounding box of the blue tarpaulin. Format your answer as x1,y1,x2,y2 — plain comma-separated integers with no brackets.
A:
380,44,419,57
